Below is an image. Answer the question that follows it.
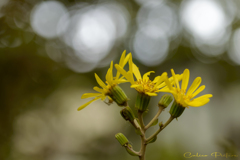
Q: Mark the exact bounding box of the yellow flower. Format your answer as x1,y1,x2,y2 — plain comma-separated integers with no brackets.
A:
163,69,212,108
78,51,130,111
115,55,182,96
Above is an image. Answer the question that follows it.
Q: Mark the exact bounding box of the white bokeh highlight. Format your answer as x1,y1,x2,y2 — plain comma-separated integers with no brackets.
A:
228,28,240,65
31,1,68,39
180,0,233,57
61,3,129,65
71,9,116,63
181,0,226,42
133,2,179,66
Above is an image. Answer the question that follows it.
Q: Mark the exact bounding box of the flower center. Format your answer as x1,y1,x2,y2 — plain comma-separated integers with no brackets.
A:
135,79,157,93
175,88,193,102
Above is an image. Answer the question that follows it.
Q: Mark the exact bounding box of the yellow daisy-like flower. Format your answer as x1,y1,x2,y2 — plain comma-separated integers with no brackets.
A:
163,69,212,108
115,55,181,96
78,51,131,111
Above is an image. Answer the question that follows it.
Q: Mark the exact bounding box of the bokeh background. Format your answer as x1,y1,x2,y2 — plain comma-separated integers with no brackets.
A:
1,0,240,159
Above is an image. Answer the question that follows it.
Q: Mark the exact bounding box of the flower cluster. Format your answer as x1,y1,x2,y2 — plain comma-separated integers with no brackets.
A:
78,50,212,113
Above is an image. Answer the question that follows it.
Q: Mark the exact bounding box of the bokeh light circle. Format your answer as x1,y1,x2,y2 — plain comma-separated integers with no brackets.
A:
31,1,68,39
61,3,129,64
181,0,226,42
133,29,169,66
133,1,179,66
228,28,240,65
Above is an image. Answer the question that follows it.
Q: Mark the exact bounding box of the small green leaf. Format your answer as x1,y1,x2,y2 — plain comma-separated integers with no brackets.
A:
151,118,158,127
146,136,157,144
135,128,142,135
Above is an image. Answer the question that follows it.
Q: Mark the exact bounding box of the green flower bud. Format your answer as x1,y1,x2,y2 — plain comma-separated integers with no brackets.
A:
159,121,163,128
120,106,135,123
115,133,129,146
109,85,128,106
158,94,173,108
135,92,151,112
169,100,185,118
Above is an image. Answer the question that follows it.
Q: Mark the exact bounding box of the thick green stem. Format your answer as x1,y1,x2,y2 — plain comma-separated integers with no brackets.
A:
145,106,164,130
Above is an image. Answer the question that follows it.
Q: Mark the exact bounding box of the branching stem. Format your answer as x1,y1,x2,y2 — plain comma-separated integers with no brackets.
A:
146,116,175,142
145,106,164,130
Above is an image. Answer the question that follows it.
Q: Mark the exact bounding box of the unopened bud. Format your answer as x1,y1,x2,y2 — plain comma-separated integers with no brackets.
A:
158,94,173,108
159,121,163,128
120,106,135,123
109,85,128,106
115,133,129,146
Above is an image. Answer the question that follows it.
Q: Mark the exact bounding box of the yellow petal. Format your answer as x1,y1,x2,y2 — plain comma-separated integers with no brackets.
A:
186,77,202,96
143,71,155,81
129,54,133,73
119,50,126,66
167,74,182,84
153,76,161,83
115,64,129,80
176,74,183,81
181,69,189,91
163,75,173,90
192,85,205,98
116,53,131,80
171,69,179,89
119,76,126,80
122,53,131,67
77,97,101,111
95,73,107,89
81,93,102,99
93,87,105,93
116,50,126,79
193,94,213,101
187,94,212,107
106,61,113,85
187,99,210,107
127,72,135,84
115,79,128,84
131,84,140,88
115,76,128,84
155,72,167,87
157,86,173,93
146,92,157,96
157,82,167,89
133,63,141,80
115,64,134,84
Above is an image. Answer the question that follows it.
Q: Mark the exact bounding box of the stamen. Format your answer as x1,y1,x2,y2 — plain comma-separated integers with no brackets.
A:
135,79,157,93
